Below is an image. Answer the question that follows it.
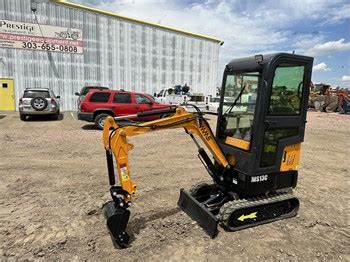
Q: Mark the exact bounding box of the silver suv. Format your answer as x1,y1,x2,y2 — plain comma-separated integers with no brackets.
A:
19,88,60,121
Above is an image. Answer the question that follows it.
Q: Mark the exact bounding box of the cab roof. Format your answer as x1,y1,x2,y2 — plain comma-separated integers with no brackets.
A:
226,53,313,72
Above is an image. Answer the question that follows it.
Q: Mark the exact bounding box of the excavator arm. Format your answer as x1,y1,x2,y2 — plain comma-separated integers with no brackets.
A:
102,107,230,247
103,106,228,197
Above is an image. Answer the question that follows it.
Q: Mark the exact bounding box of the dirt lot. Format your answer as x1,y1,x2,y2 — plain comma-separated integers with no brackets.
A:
0,111,349,261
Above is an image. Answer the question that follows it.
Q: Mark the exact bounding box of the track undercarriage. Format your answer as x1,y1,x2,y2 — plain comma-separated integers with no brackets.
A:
178,182,299,239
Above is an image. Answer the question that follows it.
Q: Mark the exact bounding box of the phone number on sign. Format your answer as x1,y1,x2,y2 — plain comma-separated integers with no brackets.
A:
22,42,78,53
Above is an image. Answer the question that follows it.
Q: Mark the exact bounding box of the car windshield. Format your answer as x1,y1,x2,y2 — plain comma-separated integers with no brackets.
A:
147,94,156,100
210,97,220,103
23,90,50,98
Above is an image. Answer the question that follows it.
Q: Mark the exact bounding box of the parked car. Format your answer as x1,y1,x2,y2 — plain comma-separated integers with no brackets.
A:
209,96,252,113
19,88,60,121
155,85,191,105
208,97,220,112
78,90,173,129
75,86,109,107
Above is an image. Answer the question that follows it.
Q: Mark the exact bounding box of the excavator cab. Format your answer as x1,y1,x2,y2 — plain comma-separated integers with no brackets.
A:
216,53,313,196
102,53,313,248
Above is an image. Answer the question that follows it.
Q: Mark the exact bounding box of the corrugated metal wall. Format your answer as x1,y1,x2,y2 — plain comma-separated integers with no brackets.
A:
0,0,220,110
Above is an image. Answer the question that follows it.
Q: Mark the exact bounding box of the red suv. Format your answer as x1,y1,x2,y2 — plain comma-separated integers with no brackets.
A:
78,90,173,129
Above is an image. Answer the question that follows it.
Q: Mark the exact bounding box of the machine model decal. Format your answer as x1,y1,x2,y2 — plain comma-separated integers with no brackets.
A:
200,123,211,141
251,175,268,183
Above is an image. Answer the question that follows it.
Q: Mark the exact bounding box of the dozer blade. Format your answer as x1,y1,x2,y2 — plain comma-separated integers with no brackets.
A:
103,201,131,248
177,188,218,238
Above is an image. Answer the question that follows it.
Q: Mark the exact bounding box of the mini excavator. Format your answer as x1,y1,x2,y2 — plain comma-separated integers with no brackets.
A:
102,53,313,248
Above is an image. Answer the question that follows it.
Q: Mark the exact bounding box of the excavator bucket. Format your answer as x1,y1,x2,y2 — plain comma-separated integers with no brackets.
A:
103,201,131,248
177,189,219,238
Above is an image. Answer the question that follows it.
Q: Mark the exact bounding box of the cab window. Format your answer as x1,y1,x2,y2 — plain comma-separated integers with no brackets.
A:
220,72,259,144
269,64,305,115
260,128,299,167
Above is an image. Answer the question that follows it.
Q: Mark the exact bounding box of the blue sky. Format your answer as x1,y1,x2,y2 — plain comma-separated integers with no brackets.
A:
71,0,350,88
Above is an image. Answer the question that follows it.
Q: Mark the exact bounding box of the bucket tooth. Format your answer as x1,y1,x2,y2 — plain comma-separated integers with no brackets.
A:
103,201,131,248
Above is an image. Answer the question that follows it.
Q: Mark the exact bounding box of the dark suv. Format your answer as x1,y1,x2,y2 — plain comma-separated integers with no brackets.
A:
75,86,109,107
78,90,172,129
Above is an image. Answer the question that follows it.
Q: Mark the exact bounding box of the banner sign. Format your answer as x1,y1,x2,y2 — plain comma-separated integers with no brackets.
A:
0,19,83,54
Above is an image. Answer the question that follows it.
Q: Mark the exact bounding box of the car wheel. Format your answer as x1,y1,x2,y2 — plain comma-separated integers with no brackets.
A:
31,97,48,111
94,113,110,130
20,114,27,121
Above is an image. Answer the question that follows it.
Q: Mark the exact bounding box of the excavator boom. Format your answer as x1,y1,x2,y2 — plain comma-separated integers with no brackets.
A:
103,107,228,195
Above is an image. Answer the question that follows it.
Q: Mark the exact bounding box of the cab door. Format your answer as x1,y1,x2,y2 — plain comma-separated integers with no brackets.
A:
0,79,15,111
258,59,312,172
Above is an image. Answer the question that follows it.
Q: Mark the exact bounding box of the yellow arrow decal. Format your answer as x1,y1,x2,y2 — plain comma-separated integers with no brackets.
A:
238,212,257,221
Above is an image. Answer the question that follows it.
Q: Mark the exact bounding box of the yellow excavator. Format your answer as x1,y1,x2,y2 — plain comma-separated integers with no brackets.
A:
102,53,313,247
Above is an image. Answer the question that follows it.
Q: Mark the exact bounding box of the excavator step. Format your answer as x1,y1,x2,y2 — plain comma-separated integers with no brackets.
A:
178,188,219,238
219,192,299,231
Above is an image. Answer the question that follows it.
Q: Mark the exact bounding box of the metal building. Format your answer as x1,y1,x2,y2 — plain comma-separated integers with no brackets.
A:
0,0,222,111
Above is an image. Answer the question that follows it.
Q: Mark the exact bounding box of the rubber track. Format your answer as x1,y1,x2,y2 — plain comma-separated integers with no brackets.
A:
219,191,298,230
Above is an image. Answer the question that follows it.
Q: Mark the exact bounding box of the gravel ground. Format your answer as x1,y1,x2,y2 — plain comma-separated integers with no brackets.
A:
0,111,349,261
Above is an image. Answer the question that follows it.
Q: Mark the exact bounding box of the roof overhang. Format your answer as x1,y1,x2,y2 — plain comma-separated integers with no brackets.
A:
50,0,224,45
